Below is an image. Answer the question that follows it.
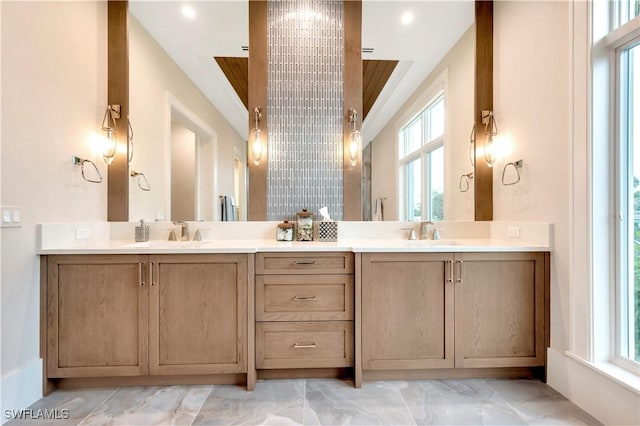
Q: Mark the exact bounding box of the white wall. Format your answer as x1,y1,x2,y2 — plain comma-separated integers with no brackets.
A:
494,0,572,352
129,15,245,221
493,1,639,424
371,25,475,221
170,123,196,221
0,1,108,419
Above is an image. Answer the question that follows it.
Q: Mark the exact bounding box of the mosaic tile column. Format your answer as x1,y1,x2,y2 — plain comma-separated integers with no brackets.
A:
266,0,344,221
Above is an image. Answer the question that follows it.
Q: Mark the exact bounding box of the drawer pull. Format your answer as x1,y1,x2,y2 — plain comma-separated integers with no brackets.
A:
293,295,317,301
138,263,145,287
293,260,316,265
293,342,317,349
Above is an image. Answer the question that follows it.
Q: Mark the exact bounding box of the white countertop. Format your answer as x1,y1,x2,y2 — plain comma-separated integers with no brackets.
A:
37,238,550,255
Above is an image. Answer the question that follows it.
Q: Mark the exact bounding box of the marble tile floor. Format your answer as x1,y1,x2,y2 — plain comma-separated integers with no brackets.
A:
5,378,601,426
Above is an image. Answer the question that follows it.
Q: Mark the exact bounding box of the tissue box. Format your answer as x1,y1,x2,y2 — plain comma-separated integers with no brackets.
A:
135,225,150,242
317,222,338,242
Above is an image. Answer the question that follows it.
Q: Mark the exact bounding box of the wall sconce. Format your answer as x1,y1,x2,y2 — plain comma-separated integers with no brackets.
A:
101,104,120,165
481,110,498,167
348,108,361,167
468,124,476,167
251,107,264,165
127,116,134,164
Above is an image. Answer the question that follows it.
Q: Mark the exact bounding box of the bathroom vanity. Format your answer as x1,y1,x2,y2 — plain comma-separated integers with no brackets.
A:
38,222,550,394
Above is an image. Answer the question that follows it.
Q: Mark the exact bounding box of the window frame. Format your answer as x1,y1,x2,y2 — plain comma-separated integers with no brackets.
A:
612,17,640,373
398,91,445,222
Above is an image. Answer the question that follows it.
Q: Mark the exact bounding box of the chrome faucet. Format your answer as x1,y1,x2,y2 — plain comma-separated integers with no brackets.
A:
401,227,417,240
172,221,190,241
420,221,440,240
193,228,212,241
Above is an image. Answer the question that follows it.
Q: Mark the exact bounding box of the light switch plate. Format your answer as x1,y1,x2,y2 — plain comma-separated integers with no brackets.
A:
1,206,22,228
507,226,521,238
75,228,91,240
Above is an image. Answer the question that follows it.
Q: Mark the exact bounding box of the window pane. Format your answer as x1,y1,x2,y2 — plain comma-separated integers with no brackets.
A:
428,96,445,141
630,43,639,362
403,117,422,156
622,42,640,363
618,0,640,28
428,146,444,221
406,158,421,221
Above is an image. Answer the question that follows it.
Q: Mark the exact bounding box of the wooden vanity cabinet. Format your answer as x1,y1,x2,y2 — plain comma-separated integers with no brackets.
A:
45,255,149,378
148,254,247,375
361,251,547,374
44,254,249,380
454,252,546,368
361,253,454,371
255,252,355,370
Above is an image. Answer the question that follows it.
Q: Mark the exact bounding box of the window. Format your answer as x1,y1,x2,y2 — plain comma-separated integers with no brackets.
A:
398,92,444,221
615,0,640,28
610,0,640,370
617,38,640,366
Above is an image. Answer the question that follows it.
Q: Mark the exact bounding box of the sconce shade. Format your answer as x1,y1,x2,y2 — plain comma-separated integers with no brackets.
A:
349,129,360,167
484,134,496,168
252,107,264,165
481,110,498,168
348,108,360,167
101,105,119,165
252,128,264,165
469,124,476,168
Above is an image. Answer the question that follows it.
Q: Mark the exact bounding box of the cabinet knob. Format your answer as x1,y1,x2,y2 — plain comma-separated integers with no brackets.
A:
293,342,317,349
293,260,316,265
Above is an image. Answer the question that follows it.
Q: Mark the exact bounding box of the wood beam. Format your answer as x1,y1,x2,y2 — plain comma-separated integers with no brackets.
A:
343,0,363,221
474,0,493,221
107,0,129,221
247,0,268,221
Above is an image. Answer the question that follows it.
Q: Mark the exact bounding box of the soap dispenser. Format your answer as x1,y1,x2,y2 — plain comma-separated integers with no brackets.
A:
135,219,150,242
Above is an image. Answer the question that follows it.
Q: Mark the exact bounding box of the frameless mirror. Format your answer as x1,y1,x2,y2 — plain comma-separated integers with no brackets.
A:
127,0,475,222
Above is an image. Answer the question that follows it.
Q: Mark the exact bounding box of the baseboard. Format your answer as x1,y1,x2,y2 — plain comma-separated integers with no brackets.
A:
547,348,640,426
1,358,43,425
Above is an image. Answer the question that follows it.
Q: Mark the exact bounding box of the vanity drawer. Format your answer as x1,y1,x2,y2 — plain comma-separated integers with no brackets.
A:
256,252,354,275
256,275,353,321
256,321,354,369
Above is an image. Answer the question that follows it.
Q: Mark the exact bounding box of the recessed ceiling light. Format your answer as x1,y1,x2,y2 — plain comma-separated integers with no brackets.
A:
181,4,196,19
401,11,414,25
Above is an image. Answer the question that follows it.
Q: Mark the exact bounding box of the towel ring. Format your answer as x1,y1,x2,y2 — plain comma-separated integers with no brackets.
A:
130,170,151,191
459,172,474,192
72,156,102,184
501,159,523,186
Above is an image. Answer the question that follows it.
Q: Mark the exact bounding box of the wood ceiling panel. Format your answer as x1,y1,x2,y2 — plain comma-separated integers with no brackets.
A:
213,57,398,121
215,56,249,108
362,59,398,120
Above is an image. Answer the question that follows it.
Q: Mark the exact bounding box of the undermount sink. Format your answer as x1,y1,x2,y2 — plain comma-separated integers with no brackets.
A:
121,240,208,249
402,239,461,247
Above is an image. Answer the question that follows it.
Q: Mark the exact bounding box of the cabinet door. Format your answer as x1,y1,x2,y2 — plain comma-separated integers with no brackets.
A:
148,254,248,375
361,253,454,370
47,255,148,378
454,252,545,368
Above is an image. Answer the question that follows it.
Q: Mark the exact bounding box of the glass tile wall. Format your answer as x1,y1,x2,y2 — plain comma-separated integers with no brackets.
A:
267,0,344,220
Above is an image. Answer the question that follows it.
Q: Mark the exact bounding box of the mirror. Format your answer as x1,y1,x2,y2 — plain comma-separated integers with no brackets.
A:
127,1,475,222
